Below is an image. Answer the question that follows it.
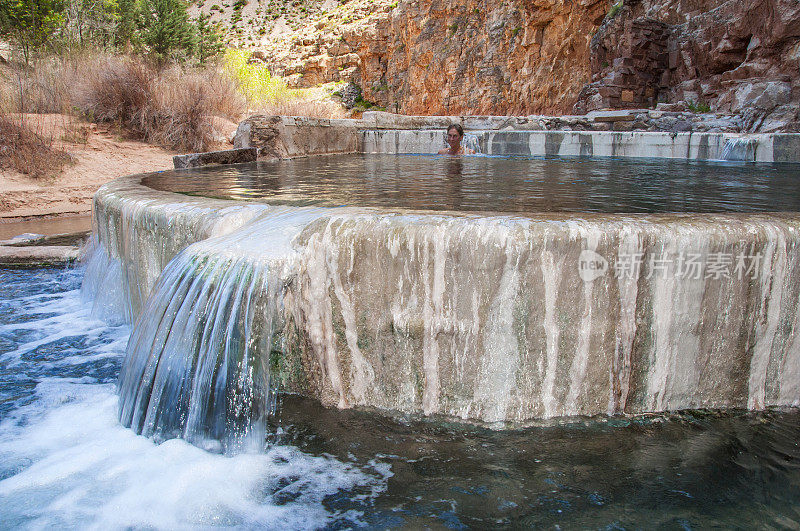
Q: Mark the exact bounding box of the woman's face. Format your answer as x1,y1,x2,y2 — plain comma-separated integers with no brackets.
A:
447,128,462,149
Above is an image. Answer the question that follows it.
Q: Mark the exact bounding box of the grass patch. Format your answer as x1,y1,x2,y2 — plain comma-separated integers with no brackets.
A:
687,100,712,113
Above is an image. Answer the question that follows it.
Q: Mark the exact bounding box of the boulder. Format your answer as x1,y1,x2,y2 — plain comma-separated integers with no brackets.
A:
234,115,362,158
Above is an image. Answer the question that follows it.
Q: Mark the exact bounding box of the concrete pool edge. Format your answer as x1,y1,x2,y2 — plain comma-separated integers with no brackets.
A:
233,113,800,163
94,172,800,423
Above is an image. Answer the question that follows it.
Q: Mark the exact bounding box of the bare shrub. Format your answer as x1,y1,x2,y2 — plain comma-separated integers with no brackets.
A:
0,113,73,178
76,56,153,136
76,56,245,152
1,57,81,114
254,98,347,119
149,66,245,152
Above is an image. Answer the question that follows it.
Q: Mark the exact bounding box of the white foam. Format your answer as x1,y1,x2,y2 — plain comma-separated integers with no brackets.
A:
0,380,387,529
0,268,390,529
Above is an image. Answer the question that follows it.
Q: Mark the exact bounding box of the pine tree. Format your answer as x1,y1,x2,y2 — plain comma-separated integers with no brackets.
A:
195,12,222,64
138,0,196,61
114,0,137,49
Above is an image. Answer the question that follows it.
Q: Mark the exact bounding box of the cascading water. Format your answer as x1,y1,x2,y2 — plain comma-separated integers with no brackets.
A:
114,207,326,451
721,137,758,161
461,133,481,153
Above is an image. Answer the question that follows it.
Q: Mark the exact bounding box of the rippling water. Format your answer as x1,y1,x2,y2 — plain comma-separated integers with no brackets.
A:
0,268,388,529
2,267,800,528
142,154,800,214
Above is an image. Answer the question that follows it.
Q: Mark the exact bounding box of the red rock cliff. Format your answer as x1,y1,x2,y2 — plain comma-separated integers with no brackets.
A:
262,0,799,126
366,0,609,114
575,0,800,130
265,0,609,115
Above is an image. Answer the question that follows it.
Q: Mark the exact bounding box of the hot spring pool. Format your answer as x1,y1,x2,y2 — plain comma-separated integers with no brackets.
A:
89,153,800,432
142,154,800,213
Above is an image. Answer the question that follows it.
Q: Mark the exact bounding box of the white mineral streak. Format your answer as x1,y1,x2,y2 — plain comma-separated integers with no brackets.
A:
297,222,349,409
389,227,417,410
749,224,787,410
646,227,704,412
420,222,448,415
322,218,375,405
540,230,564,418
565,222,599,416
609,224,641,414
473,224,521,422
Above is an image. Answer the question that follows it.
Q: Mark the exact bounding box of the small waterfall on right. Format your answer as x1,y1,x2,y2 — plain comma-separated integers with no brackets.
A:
461,133,481,154
720,137,758,161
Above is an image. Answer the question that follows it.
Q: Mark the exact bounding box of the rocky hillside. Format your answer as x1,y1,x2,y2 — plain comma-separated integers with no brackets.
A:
233,0,608,115
575,0,800,131
212,0,799,129
189,0,356,49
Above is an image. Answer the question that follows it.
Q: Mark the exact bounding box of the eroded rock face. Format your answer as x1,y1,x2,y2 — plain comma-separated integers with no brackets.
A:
260,0,799,128
371,0,609,115
264,0,608,115
575,0,800,131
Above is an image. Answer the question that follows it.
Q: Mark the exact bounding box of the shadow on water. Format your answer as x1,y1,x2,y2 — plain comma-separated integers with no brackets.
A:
272,396,800,528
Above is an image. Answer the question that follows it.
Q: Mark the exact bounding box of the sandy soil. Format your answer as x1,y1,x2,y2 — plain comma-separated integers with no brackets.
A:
0,114,179,220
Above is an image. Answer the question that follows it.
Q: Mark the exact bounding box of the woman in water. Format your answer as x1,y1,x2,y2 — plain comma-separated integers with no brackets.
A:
438,124,475,155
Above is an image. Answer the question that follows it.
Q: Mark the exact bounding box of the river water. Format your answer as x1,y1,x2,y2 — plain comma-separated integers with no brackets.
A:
2,266,800,528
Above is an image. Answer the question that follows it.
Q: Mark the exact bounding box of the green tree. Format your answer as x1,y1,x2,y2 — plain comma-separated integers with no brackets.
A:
0,0,66,62
114,0,136,49
138,0,196,61
195,12,222,64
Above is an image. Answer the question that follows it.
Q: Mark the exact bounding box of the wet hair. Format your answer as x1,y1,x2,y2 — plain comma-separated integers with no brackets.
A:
447,124,464,137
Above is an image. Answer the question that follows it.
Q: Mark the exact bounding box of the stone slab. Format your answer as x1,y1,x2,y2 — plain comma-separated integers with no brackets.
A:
0,245,80,267
173,148,258,169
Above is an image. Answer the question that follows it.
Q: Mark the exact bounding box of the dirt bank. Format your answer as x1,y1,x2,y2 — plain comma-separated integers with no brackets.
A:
0,114,176,221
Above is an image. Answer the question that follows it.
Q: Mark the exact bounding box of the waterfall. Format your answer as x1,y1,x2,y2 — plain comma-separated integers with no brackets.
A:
462,133,481,154
720,137,758,161
114,207,325,452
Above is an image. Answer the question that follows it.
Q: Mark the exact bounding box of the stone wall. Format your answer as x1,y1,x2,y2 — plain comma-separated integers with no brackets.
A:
233,115,363,158
234,112,800,162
